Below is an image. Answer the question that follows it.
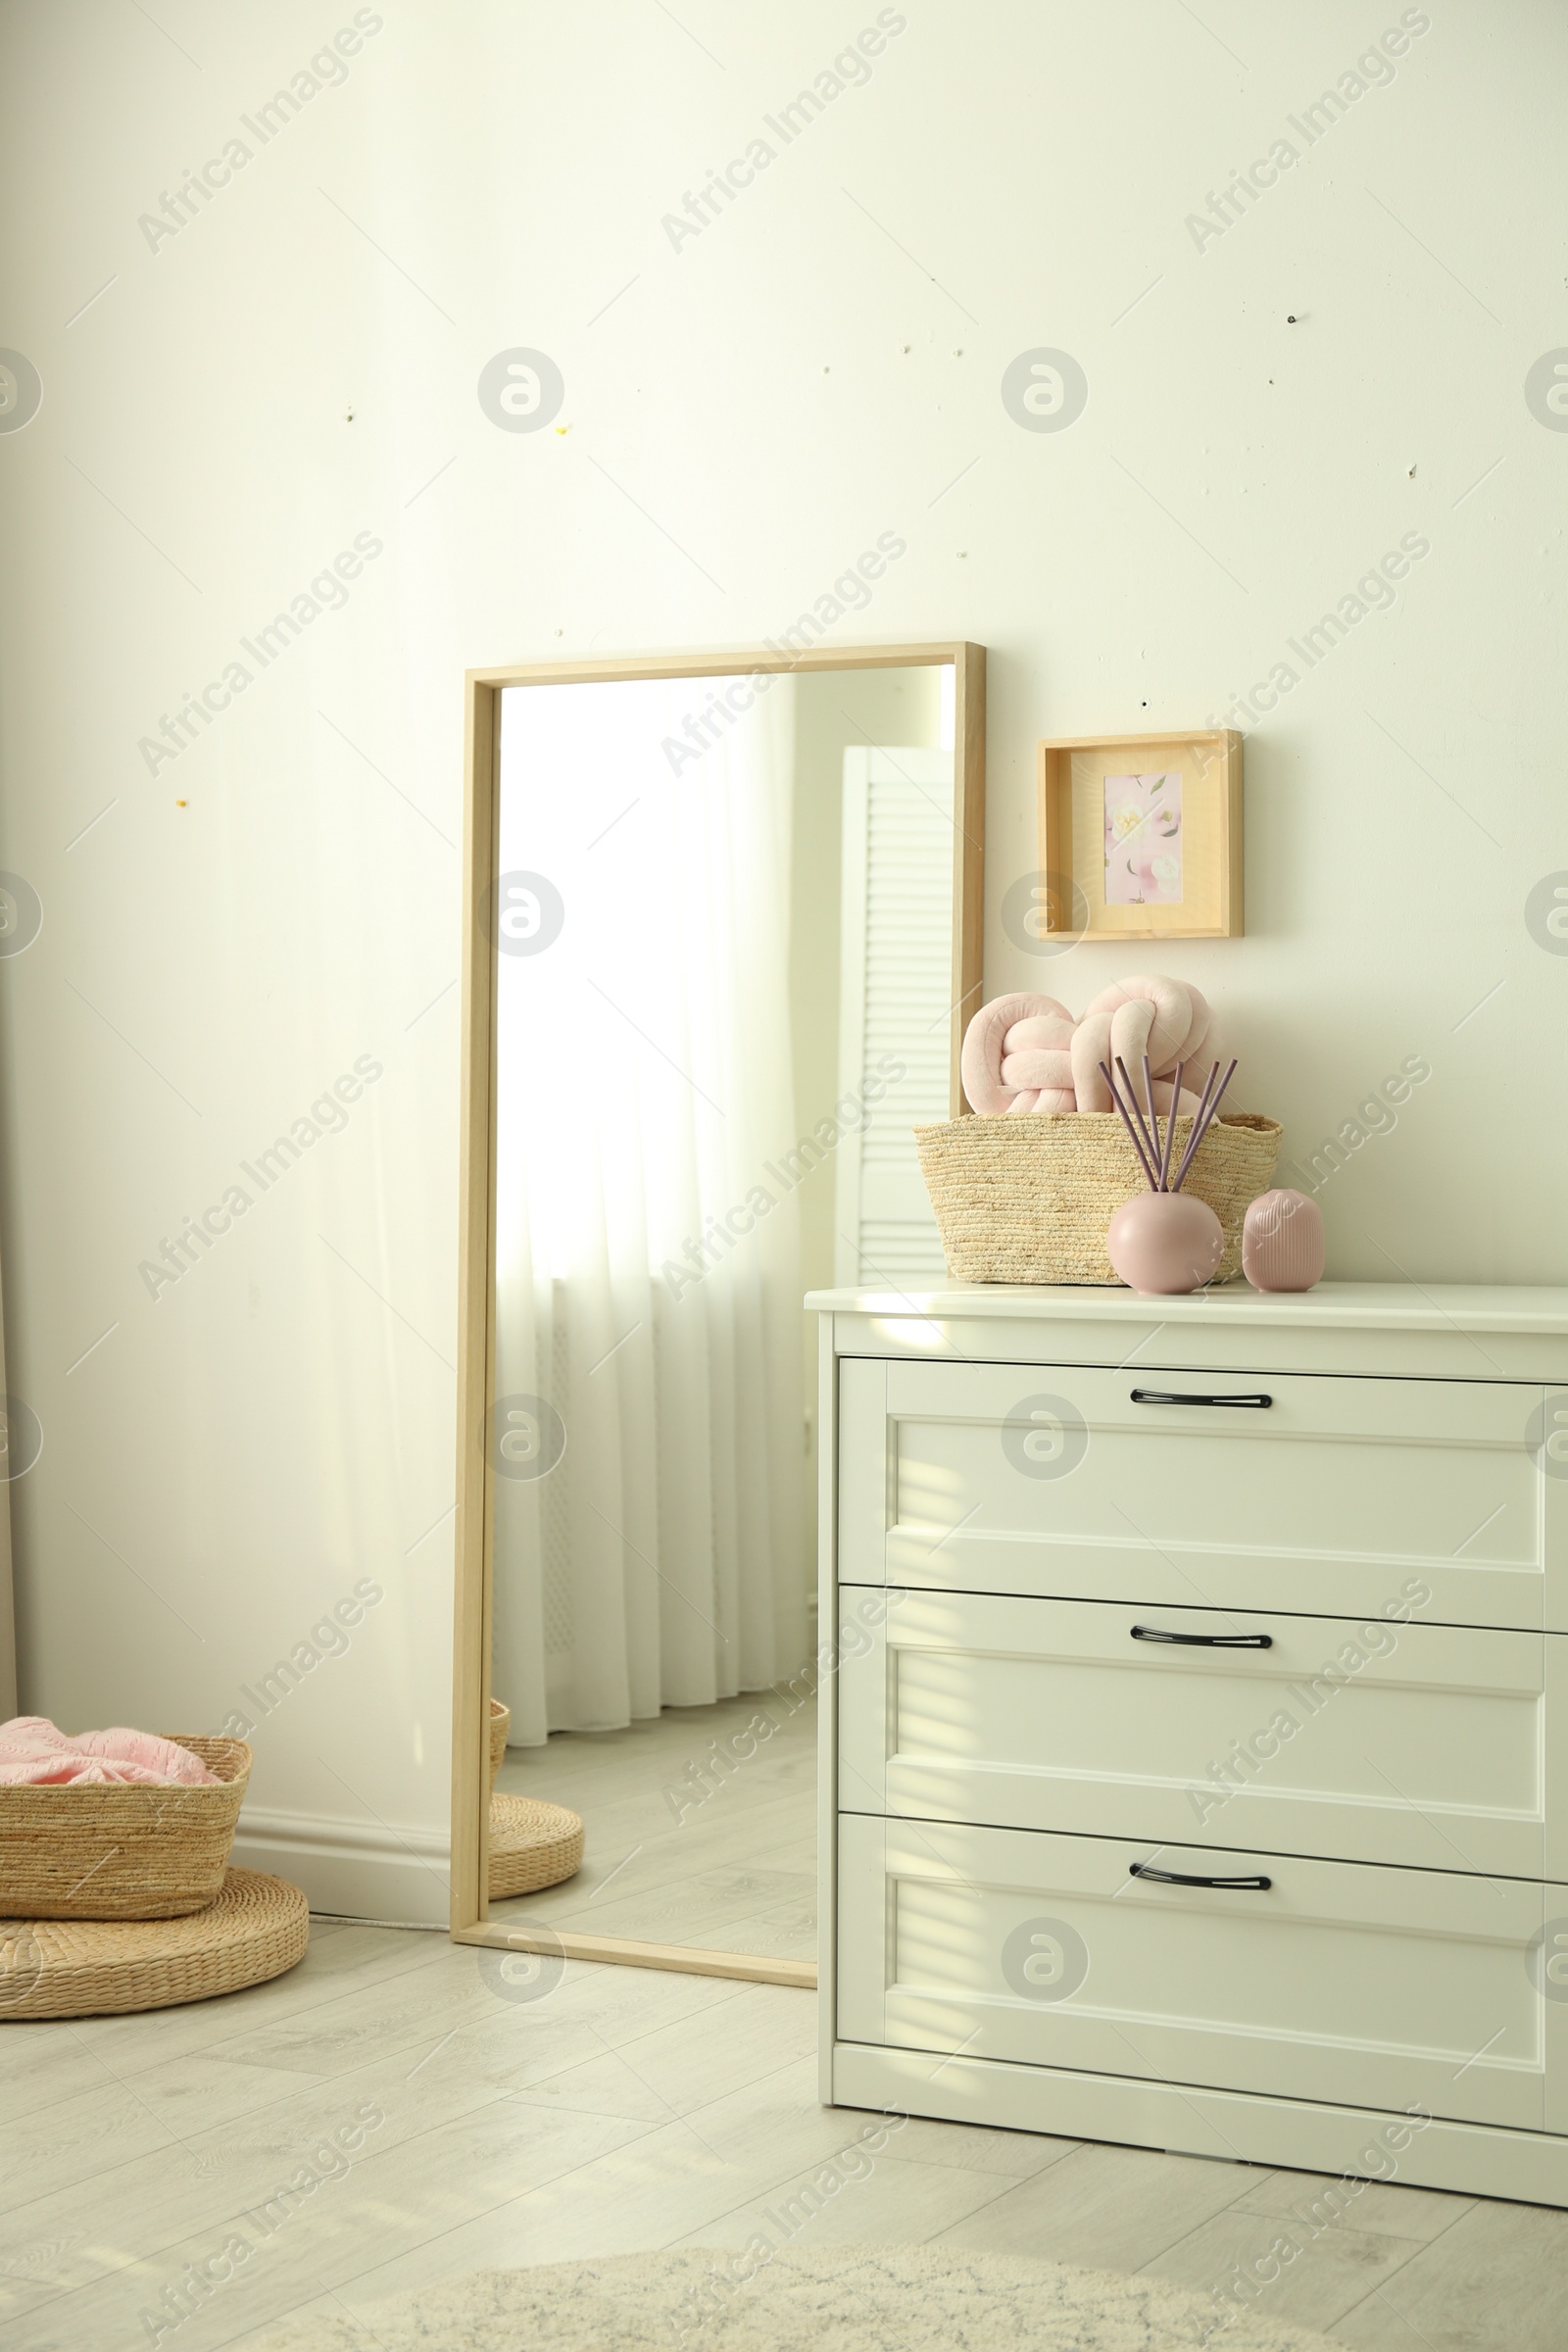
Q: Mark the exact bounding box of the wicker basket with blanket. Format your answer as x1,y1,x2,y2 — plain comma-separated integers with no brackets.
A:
0,1736,251,1921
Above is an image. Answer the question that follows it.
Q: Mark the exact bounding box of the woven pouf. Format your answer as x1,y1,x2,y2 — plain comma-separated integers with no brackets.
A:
489,1793,584,1899
0,1867,308,2020
486,1695,583,1899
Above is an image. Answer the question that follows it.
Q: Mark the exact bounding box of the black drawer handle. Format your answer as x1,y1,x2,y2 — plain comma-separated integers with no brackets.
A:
1130,1389,1273,1408
1129,1863,1273,1890
1131,1625,1273,1649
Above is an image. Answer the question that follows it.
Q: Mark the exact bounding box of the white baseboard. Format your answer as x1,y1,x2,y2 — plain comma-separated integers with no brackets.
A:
232,1805,451,1929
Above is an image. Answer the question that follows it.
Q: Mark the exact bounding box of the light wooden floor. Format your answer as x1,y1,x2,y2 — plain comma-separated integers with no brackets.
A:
1,1924,1564,2350
491,1692,816,1959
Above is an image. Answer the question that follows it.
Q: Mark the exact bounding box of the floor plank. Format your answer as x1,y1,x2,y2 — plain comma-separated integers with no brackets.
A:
1328,2195,1568,2350
490,1694,816,1963
1143,2200,1419,2335
683,2148,1024,2254
1233,2166,1475,2247
931,2139,1264,2274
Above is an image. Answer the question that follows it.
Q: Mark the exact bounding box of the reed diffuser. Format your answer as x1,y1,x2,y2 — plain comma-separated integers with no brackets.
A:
1100,1054,1238,1294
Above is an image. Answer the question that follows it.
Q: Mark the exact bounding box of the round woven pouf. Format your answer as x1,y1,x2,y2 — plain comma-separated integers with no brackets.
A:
0,1867,308,2021
489,1793,584,1899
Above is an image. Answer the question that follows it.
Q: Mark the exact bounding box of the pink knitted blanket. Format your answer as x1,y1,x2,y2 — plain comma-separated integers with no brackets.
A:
0,1716,218,1787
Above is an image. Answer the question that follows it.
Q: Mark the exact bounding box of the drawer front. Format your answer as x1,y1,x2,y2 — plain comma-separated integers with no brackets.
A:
837,1814,1565,2132
838,1587,1558,1879
837,1357,1562,1630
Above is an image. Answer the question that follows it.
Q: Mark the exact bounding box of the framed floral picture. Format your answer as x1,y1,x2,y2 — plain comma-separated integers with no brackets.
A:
1037,729,1243,940
1103,771,1183,904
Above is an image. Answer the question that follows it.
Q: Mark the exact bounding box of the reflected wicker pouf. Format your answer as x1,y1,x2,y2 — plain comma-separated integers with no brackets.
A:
0,1867,308,2020
489,1793,586,1898
486,1696,584,1899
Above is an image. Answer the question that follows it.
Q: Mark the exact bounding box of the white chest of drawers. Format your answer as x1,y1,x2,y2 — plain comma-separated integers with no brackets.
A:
809,1281,1568,2207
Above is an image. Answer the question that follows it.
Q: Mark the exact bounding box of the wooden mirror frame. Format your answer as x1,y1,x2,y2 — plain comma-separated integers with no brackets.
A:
449,642,986,1982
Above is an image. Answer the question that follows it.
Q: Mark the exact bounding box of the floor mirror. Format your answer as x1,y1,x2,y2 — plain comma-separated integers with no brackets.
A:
451,643,985,1985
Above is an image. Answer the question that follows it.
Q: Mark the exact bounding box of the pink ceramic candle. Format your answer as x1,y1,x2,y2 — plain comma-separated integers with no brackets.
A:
1242,1190,1325,1292
1105,1192,1224,1295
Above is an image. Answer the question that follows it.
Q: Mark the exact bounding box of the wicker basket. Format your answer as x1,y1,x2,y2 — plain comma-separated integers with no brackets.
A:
488,1697,510,1793
0,1736,250,1921
915,1111,1282,1286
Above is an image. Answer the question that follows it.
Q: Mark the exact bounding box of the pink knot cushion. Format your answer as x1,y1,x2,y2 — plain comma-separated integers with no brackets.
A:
959,993,1078,1115
960,975,1214,1117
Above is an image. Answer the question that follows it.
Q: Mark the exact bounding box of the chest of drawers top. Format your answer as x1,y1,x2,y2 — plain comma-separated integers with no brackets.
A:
807,1280,1568,1385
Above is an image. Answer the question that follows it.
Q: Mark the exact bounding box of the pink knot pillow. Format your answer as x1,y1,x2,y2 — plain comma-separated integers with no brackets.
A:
961,975,1215,1116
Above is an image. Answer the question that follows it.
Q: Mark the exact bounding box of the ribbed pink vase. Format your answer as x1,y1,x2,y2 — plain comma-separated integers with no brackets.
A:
1242,1189,1325,1292
1105,1193,1224,1295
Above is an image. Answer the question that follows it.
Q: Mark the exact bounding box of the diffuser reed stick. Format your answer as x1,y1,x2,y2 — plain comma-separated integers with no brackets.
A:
1170,1057,1238,1193
1158,1058,1184,1192
1183,1056,1222,1147
1171,1058,1221,1192
1101,1055,1238,1194
1102,1060,1160,1187
1114,1056,1158,1174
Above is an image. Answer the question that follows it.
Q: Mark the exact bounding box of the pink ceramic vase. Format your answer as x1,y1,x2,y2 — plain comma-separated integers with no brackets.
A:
1242,1189,1325,1292
1105,1192,1224,1295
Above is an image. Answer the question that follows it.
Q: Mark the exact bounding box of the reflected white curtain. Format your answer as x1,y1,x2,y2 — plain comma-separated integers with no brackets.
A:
492,675,808,1743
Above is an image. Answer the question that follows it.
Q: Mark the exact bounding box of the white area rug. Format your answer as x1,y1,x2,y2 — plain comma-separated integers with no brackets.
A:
253,2243,1339,2349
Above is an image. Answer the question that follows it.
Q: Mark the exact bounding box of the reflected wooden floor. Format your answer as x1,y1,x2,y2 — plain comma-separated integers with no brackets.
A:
488,1692,816,1961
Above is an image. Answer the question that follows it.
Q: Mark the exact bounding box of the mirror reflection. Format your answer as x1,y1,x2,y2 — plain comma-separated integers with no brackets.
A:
487,658,957,1964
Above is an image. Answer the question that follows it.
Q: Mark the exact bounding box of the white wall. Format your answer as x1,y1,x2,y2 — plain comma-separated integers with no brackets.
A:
0,0,1561,1919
